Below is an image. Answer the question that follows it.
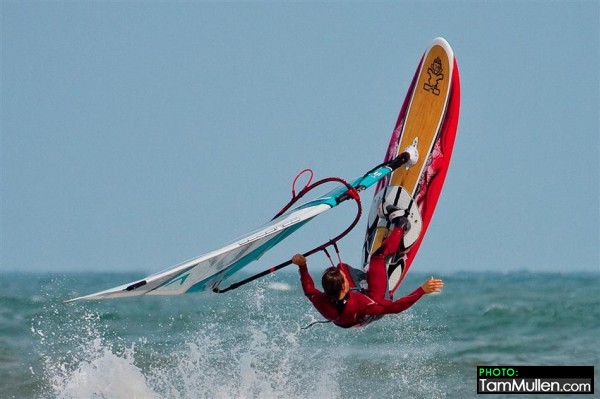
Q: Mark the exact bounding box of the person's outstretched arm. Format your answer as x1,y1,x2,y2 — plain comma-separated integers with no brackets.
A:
364,277,444,315
292,254,321,298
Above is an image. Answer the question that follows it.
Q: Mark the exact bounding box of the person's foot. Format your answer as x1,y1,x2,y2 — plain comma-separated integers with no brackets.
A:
385,205,411,232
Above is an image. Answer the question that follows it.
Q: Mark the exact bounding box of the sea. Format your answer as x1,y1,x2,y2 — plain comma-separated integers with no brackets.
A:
1,270,598,399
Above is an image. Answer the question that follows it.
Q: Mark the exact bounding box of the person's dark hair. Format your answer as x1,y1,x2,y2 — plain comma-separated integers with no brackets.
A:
322,267,344,300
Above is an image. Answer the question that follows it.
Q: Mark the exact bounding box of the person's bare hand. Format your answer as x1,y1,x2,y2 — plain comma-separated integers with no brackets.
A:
422,276,444,293
291,254,306,267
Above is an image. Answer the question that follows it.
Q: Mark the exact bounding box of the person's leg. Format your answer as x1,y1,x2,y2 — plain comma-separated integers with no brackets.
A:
366,228,403,300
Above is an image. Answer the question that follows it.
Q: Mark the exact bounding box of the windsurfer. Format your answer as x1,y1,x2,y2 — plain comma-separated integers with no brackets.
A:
292,207,443,328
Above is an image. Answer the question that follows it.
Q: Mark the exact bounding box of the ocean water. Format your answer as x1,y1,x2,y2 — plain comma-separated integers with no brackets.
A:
1,270,598,399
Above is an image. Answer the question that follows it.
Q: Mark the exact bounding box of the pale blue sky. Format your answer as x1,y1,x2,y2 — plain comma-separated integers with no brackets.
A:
2,1,598,274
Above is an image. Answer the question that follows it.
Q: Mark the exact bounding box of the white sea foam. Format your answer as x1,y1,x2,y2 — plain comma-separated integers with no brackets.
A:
266,282,292,291
51,345,159,399
35,288,342,399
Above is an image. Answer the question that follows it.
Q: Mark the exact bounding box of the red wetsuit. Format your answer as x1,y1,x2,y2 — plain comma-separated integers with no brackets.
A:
298,228,425,328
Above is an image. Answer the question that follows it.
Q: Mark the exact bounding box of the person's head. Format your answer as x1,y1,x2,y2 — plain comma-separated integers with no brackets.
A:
321,267,349,300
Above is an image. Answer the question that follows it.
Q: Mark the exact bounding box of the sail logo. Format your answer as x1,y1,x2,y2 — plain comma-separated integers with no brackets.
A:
238,217,301,245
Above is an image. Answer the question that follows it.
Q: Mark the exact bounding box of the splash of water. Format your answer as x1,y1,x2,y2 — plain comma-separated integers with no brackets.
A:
33,283,343,399
32,275,448,399
33,304,159,399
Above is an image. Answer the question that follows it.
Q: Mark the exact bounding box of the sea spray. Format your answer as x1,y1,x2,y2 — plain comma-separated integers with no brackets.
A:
33,301,159,399
143,280,343,398
28,273,460,399
32,277,344,398
7,271,597,399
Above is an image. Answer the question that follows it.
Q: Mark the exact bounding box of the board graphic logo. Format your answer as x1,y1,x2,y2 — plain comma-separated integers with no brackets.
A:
423,57,444,95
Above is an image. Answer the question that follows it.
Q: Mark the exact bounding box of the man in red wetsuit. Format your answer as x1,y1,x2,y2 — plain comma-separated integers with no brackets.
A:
291,207,444,328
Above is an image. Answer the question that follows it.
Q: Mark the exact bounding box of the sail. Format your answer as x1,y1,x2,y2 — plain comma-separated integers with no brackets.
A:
65,158,401,302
